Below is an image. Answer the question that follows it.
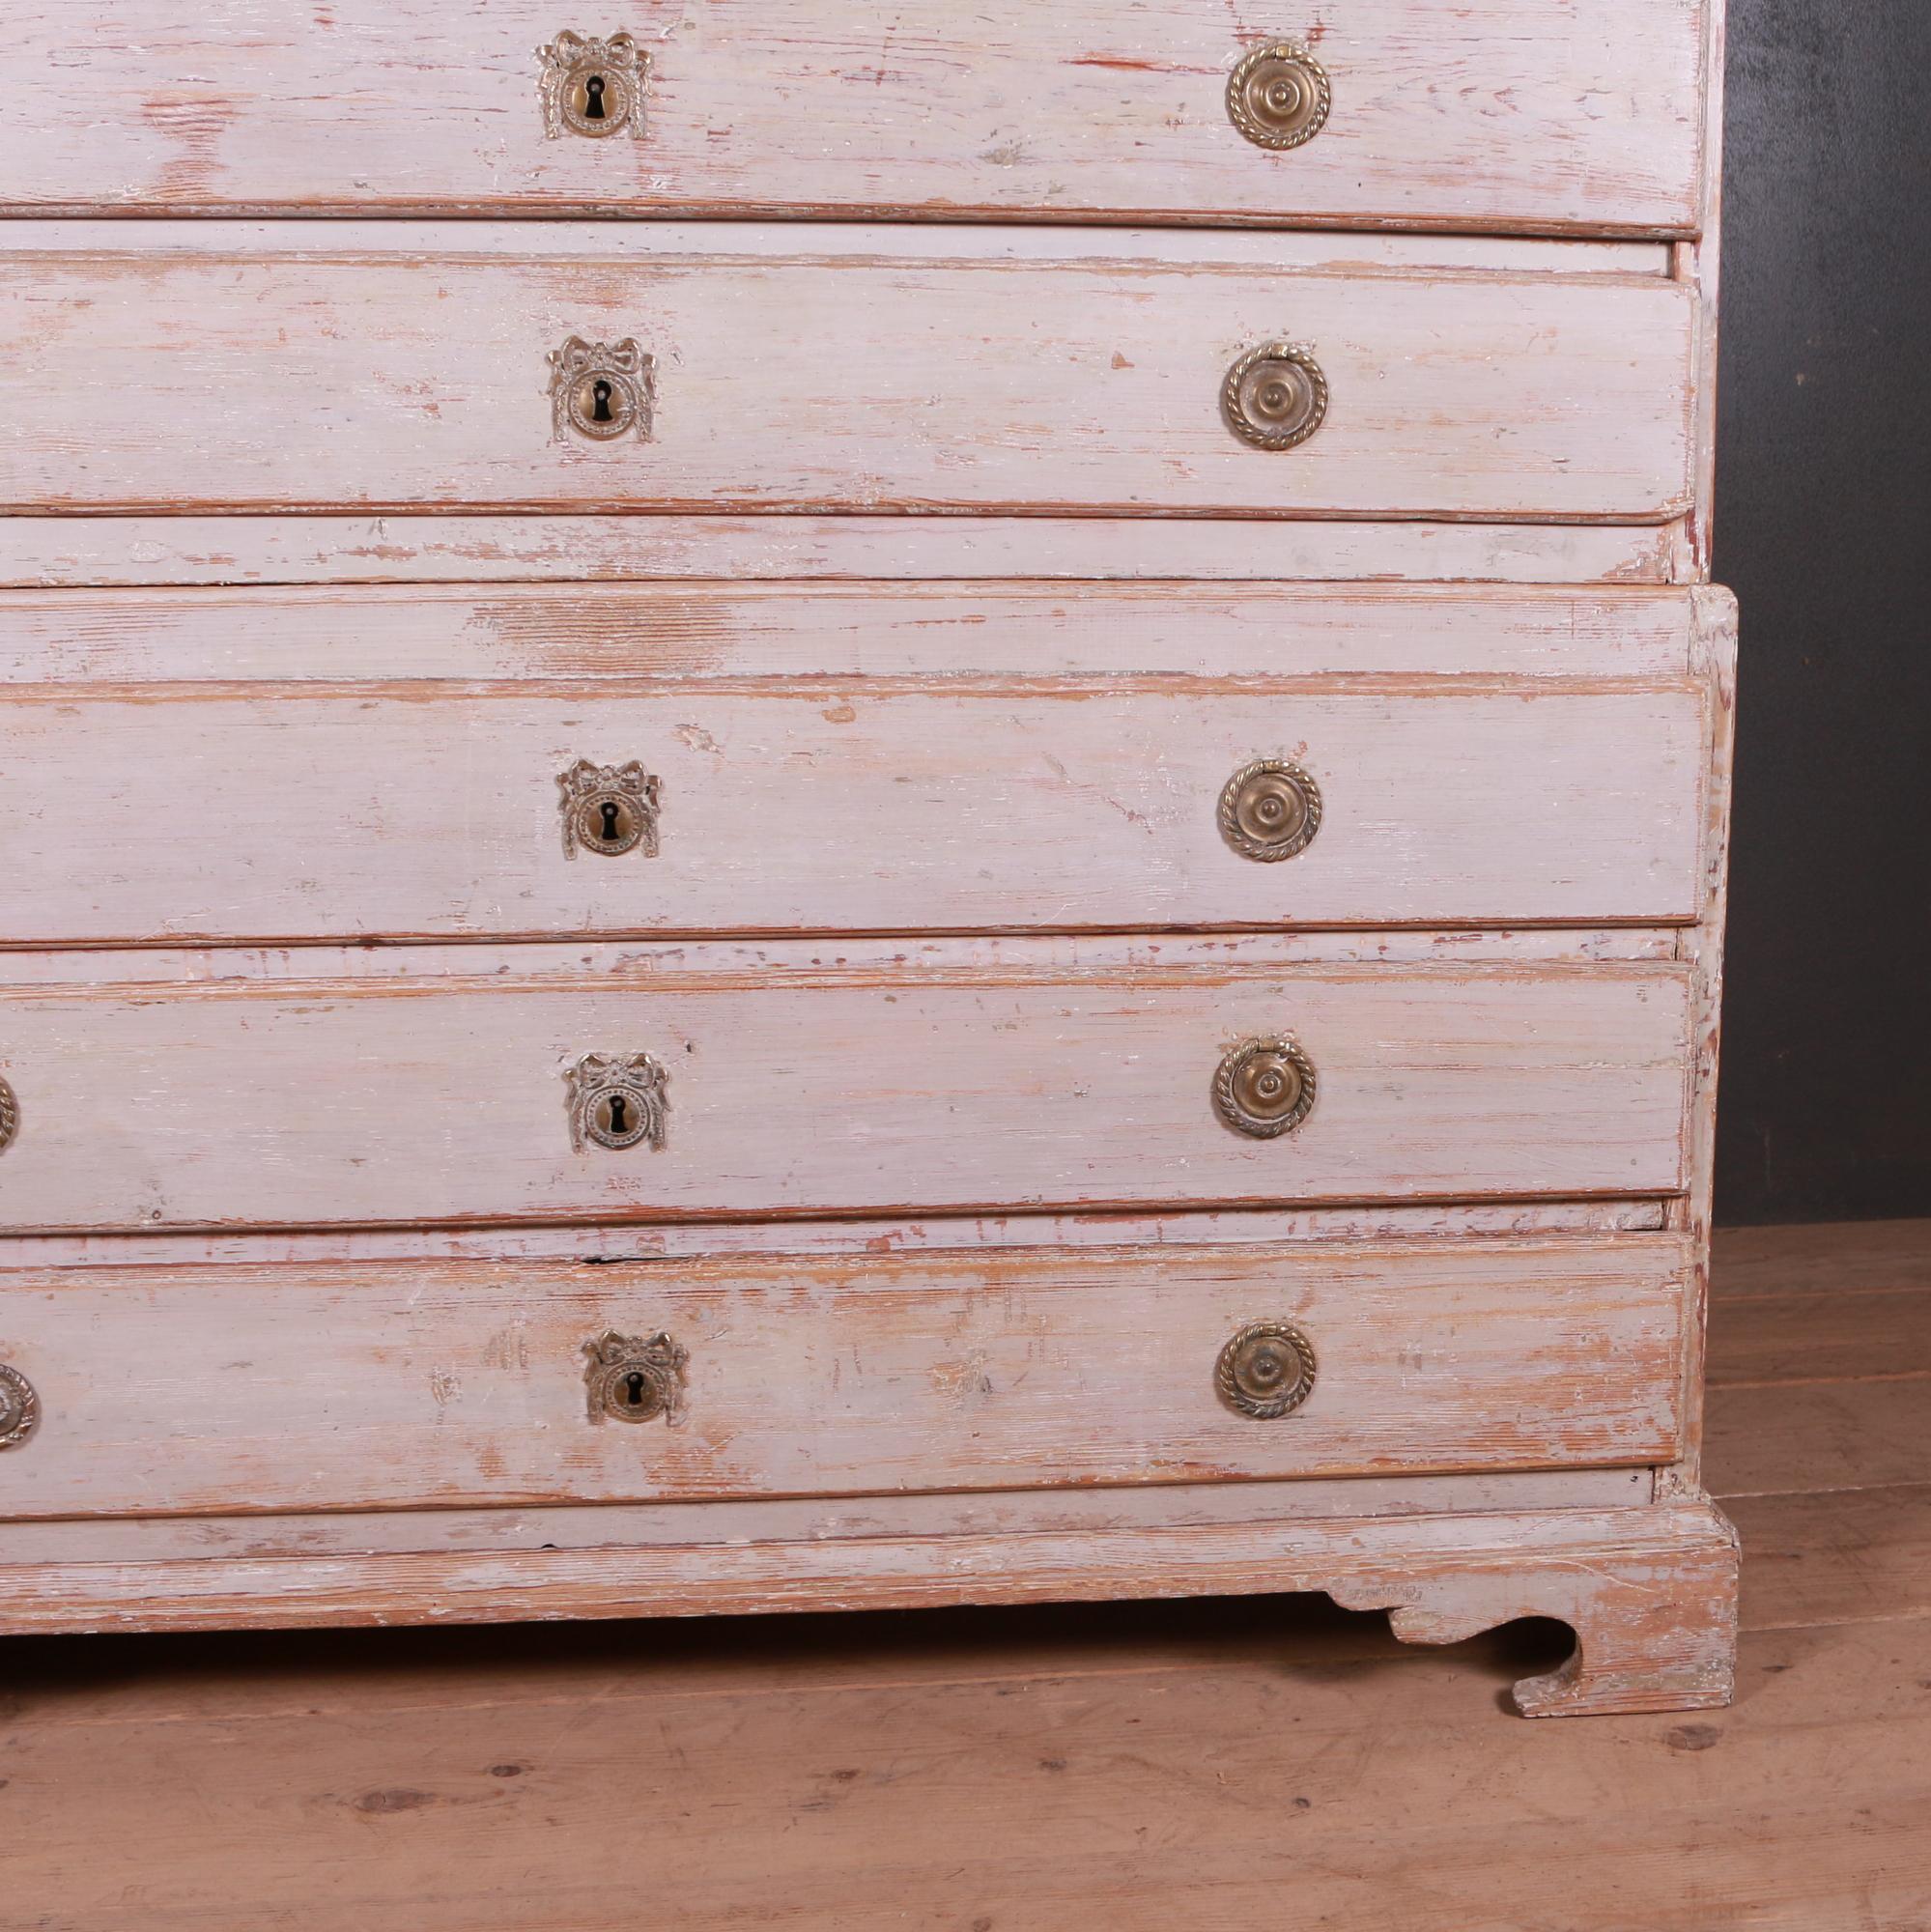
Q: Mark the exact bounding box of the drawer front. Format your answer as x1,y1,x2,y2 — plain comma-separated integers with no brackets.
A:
0,247,1694,519
0,681,1709,943
0,1238,1690,1517
0,959,1690,1233
0,5,1708,234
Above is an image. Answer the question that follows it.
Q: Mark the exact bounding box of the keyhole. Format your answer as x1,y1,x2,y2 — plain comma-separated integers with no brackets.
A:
584,73,608,119
599,800,622,841
591,379,613,423
608,1094,629,1136
623,1370,647,1406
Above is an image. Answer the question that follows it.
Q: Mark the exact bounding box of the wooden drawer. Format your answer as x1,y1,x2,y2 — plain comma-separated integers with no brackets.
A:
0,231,1695,519
0,1236,1690,1518
0,950,1691,1234
0,676,1709,945
0,4,1710,235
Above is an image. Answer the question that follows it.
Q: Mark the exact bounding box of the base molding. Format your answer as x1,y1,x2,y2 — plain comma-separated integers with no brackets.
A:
0,1497,1736,1718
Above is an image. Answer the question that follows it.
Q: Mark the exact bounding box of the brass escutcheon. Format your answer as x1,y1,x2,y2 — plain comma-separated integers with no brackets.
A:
1222,341,1328,450
0,1075,15,1154
566,1052,669,1152
558,759,661,859
1215,1321,1317,1419
1219,758,1321,862
0,1364,39,1450
548,336,655,443
582,1329,689,1425
1213,1035,1317,1139
537,30,649,139
1226,42,1332,150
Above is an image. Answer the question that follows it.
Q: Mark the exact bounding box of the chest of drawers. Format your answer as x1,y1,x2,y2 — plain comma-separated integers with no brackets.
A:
0,1,1736,1718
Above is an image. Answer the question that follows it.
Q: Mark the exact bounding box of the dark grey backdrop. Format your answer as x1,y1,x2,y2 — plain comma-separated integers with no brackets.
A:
1711,0,1931,1223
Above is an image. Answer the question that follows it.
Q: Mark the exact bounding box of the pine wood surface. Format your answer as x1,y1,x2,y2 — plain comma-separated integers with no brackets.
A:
0,514,1690,589
0,583,1716,943
0,954,1693,1233
0,680,1708,944
0,1218,1922,1927
0,1237,1690,1519
0,237,1696,518
0,582,1707,684
0,1,1708,233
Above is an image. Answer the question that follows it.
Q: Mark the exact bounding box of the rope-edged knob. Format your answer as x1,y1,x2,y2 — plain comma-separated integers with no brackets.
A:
1227,43,1332,150
1213,1036,1317,1138
1216,1321,1318,1419
1219,759,1321,862
1222,341,1328,451
0,1364,39,1450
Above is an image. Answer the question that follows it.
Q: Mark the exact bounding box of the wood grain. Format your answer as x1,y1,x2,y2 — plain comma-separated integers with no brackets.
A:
1709,1289,1931,1386
0,219,1686,273
0,0,1742,1747
4,1620,1917,1932
0,242,1696,518
1706,1379,1931,1499
14,1251,1924,1932
0,1500,1739,1724
0,678,1709,943
1714,1217,1931,1298
0,1,1709,234
0,1236,1690,1519
0,582,1705,684
12,1224,1931,1932
0,515,1688,590
1654,582,1735,1495
0,1464,1656,1566
0,1200,1671,1273
0,954,1693,1232
1705,1219,1931,1498
1728,1486,1931,1634
0,925,1690,985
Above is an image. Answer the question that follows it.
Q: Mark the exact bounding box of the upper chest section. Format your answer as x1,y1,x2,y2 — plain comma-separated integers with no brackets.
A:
2,1,1712,236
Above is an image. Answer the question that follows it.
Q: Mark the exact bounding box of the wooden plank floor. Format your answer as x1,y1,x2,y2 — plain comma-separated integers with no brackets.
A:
3,1220,1928,1930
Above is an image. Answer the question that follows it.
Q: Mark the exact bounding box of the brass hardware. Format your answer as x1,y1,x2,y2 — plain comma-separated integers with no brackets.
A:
0,1076,15,1154
1213,1036,1317,1139
1227,42,1331,150
538,31,649,139
1222,342,1327,450
1219,759,1321,862
0,1364,38,1450
549,336,655,443
1215,1321,1317,1419
583,1329,689,1426
558,759,661,859
567,1053,668,1152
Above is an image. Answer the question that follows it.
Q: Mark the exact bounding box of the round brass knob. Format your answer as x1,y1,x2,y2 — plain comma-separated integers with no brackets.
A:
1213,1036,1317,1138
0,1075,15,1154
1223,342,1327,451
1219,759,1321,862
0,1364,39,1450
582,1329,689,1426
1227,42,1331,151
1216,1321,1317,1419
